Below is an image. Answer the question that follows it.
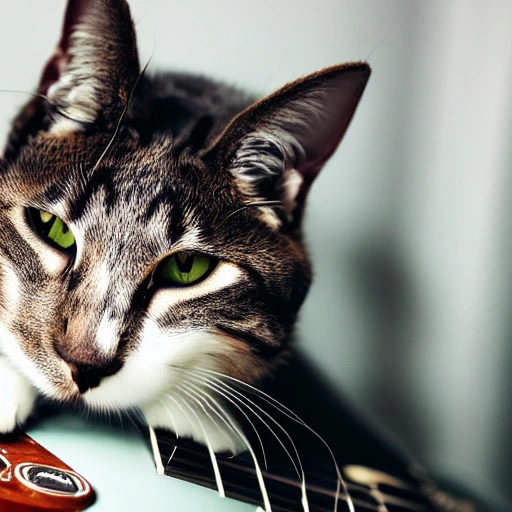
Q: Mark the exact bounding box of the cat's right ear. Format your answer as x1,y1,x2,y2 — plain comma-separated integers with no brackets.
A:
6,0,139,155
204,63,370,231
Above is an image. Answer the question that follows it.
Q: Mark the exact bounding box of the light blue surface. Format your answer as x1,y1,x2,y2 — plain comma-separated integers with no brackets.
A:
29,414,255,512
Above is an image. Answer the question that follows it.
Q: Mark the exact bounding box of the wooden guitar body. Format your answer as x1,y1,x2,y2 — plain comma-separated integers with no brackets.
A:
0,431,94,512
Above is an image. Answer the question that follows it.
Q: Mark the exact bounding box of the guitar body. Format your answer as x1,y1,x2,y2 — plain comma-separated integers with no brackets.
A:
0,431,94,512
14,350,502,512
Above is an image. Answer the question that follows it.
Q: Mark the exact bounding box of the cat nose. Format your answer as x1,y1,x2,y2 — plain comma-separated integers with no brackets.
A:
68,360,123,394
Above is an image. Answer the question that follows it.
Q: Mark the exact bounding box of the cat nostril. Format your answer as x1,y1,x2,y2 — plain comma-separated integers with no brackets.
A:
68,360,123,394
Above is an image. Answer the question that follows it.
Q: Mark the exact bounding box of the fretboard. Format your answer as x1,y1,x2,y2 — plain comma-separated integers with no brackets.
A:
147,352,476,512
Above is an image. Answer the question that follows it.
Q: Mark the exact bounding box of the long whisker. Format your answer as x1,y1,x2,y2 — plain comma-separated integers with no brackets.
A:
155,398,180,441
175,382,241,456
173,367,268,470
193,367,353,512
0,89,92,126
173,380,273,512
154,399,179,467
170,388,226,499
92,57,152,171
184,370,310,512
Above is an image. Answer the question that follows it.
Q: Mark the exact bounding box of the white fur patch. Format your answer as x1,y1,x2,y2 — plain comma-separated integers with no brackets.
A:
83,324,244,452
0,356,36,433
177,226,202,248
95,314,120,356
0,323,53,399
48,118,86,136
1,264,20,311
95,260,111,301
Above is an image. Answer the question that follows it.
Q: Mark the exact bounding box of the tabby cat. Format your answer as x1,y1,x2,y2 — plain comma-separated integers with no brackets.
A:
0,0,369,454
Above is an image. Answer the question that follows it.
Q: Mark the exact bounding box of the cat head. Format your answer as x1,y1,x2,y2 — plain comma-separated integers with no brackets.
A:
0,0,369,449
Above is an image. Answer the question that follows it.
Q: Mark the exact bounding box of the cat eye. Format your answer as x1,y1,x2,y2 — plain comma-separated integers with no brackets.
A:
27,208,76,252
156,252,217,287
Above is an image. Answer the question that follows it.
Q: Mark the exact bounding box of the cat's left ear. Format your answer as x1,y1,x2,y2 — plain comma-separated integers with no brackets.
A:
205,63,370,229
41,0,139,133
5,0,139,157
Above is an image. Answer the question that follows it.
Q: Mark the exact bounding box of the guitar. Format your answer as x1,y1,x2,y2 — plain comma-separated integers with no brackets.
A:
3,350,502,512
0,431,94,511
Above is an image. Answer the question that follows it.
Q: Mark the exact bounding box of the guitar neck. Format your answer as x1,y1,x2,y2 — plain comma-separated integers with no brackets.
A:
149,351,475,512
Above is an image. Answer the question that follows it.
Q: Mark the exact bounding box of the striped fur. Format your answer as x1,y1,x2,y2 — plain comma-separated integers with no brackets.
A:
0,0,369,450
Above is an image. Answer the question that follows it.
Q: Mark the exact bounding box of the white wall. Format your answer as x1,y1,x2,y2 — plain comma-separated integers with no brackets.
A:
0,0,510,504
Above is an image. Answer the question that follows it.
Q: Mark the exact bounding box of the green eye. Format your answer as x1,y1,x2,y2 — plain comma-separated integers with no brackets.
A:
157,252,215,286
28,208,76,251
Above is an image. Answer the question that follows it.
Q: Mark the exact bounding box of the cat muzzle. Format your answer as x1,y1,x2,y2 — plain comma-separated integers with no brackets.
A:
67,360,124,394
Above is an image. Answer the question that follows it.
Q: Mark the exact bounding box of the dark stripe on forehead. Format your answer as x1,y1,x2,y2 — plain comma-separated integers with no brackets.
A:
145,185,185,243
67,166,116,220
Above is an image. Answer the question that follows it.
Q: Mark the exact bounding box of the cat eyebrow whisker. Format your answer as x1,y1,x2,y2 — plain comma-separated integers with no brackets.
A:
223,200,284,223
92,57,153,171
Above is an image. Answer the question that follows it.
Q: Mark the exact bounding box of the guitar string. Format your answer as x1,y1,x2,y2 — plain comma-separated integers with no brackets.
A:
166,368,427,512
172,388,227,498
173,381,273,512
192,367,353,512
180,368,311,512
174,371,269,469
156,398,180,466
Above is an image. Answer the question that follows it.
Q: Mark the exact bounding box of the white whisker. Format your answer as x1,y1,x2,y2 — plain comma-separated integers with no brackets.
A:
186,371,310,512
173,380,272,512
165,390,226,498
154,399,180,466
173,367,268,470
193,367,353,512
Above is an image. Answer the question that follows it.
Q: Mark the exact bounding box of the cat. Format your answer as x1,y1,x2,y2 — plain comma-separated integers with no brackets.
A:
0,0,370,454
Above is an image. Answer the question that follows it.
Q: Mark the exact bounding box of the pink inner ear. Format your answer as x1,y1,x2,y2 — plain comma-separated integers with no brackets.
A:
31,0,140,129
294,66,371,185
40,51,67,95
38,0,88,95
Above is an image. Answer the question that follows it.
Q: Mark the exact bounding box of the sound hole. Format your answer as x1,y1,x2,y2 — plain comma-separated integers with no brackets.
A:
16,463,86,496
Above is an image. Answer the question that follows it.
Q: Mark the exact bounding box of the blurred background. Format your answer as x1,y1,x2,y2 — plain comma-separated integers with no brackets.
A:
0,0,510,506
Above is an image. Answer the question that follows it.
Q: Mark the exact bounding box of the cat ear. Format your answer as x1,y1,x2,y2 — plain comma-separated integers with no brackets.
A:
39,0,140,133
205,63,370,229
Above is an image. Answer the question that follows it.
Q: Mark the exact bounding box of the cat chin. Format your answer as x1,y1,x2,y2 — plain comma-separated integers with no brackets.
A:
142,398,246,455
0,356,37,433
